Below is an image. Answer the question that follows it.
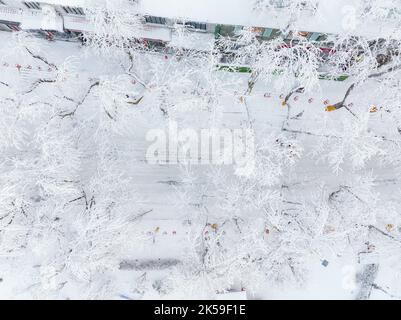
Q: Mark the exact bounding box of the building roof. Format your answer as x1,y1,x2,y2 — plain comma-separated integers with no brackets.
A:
28,0,401,39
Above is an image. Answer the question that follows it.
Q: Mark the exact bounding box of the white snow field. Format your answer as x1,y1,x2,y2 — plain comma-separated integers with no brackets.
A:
0,21,401,300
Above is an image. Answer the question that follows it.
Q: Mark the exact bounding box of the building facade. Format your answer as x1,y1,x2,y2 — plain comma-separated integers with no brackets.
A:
0,0,399,80
0,1,333,48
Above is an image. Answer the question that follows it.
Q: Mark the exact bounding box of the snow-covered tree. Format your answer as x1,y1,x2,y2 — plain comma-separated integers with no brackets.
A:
1,0,401,300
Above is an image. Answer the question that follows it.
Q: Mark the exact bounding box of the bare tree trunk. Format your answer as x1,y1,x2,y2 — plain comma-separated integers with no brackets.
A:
355,264,379,300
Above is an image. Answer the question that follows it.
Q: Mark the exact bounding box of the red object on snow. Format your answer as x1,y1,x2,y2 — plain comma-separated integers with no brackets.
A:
16,64,22,71
320,47,336,54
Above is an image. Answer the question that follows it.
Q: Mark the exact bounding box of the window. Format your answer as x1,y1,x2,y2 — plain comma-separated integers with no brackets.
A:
62,6,85,15
184,21,207,30
310,32,328,42
261,28,282,40
297,31,311,38
216,25,243,37
144,16,166,25
250,27,264,36
285,31,314,40
23,2,41,10
0,22,21,31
